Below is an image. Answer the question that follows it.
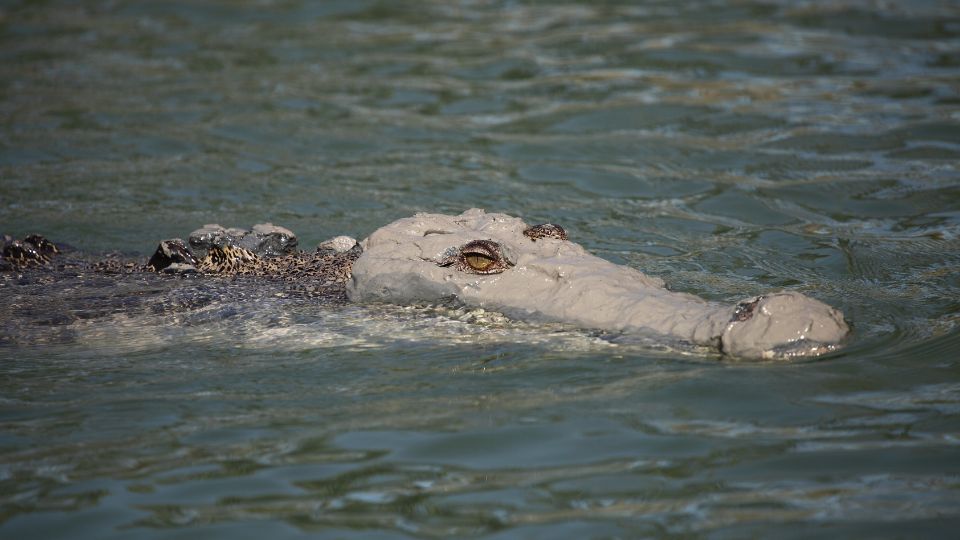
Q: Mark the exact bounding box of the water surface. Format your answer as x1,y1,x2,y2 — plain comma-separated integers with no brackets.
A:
2,0,959,538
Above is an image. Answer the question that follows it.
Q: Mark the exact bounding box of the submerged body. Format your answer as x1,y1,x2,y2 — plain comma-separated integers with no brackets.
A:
2,209,849,359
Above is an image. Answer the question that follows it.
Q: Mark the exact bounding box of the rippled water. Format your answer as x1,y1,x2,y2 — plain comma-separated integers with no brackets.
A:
2,0,960,537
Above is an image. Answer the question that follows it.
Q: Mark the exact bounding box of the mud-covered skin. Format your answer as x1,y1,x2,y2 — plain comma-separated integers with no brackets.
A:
349,209,850,359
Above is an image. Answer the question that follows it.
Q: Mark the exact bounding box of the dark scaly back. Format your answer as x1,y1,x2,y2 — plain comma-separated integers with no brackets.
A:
2,230,361,302
195,243,362,301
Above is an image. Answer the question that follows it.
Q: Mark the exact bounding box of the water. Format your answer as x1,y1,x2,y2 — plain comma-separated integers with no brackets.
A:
2,0,959,537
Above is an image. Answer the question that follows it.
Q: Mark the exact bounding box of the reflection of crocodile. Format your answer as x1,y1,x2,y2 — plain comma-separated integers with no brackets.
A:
2,209,849,358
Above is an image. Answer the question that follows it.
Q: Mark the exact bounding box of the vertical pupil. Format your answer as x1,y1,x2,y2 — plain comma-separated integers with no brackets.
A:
465,253,494,270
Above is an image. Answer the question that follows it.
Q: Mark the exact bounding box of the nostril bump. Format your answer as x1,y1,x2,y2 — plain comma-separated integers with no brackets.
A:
731,296,763,322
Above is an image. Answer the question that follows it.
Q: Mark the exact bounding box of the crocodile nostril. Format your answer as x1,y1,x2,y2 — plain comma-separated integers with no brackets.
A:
731,296,763,322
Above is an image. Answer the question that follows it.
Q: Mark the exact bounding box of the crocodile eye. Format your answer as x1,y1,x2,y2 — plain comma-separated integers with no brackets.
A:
464,252,495,271
439,239,512,275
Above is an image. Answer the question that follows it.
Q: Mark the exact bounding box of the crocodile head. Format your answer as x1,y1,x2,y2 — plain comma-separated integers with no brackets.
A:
347,209,849,359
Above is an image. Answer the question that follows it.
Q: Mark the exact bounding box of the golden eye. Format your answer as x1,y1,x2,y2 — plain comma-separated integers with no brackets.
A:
464,253,495,271
451,239,511,275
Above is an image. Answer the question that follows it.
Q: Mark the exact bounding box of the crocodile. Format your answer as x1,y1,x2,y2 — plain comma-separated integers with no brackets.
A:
1,209,850,358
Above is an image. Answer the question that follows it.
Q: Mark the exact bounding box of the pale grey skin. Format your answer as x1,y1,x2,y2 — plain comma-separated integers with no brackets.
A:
348,209,850,359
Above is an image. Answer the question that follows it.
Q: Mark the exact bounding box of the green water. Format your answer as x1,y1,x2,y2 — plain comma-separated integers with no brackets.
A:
2,0,959,537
